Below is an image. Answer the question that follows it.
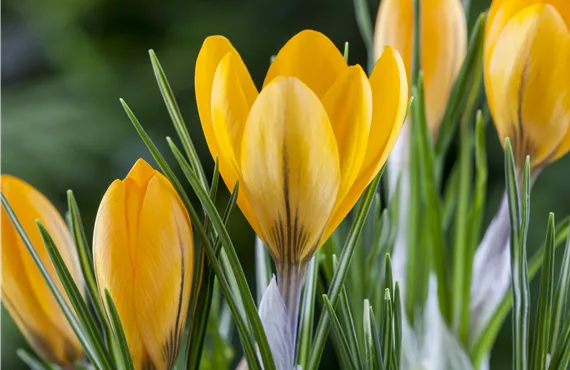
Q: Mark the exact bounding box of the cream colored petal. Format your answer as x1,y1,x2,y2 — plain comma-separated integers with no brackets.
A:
486,4,570,167
240,77,340,262
321,65,372,208
323,47,408,240
263,30,347,98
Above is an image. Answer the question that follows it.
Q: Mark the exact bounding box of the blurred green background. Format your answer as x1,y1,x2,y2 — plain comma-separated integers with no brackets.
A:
2,0,570,368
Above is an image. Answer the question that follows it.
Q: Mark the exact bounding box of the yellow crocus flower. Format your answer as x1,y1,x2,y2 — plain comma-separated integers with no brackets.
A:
485,0,570,168
374,0,467,135
93,159,193,369
195,30,408,267
1,175,83,365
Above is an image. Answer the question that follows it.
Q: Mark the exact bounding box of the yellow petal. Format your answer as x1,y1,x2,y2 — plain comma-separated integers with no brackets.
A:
0,175,81,365
324,47,408,240
374,0,466,133
0,175,82,364
486,3,570,167
94,161,194,369
263,30,347,98
195,36,261,234
240,77,340,262
93,179,144,367
554,126,570,160
134,174,193,369
486,0,570,70
321,65,372,208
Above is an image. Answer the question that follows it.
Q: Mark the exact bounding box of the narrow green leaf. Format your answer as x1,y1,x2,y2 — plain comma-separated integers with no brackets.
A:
255,237,272,306
307,169,384,368
343,42,349,63
383,289,394,370
471,217,570,368
413,77,450,320
297,255,320,368
352,0,374,71
148,50,208,190
393,283,403,367
411,0,421,84
16,349,58,370
120,99,264,370
67,191,117,358
550,317,570,370
435,12,487,159
461,111,487,343
36,222,115,369
530,213,556,370
506,142,530,370
370,309,385,370
551,229,570,350
340,278,363,369
104,289,134,370
322,294,358,370
363,300,374,370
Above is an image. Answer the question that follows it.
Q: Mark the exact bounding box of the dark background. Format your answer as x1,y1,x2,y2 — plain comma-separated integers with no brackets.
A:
2,0,569,368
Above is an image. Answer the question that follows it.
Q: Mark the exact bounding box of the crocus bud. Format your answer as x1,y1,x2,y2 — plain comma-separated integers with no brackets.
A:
374,0,467,135
1,175,83,365
93,159,193,369
484,1,570,169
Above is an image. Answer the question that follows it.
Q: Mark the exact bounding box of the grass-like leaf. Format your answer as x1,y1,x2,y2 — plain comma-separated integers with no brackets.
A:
382,289,394,370
307,169,383,368
16,349,58,370
148,50,208,191
550,317,570,370
506,142,531,370
297,255,320,368
104,289,134,370
322,294,358,370
363,300,374,370
530,213,556,370
369,309,385,370
551,229,570,350
36,221,116,369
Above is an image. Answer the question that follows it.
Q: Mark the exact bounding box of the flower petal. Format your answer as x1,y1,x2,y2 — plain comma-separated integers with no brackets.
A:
240,77,340,262
321,65,372,208
324,46,408,240
1,179,81,364
93,179,145,367
486,3,570,167
211,51,262,235
263,30,347,98
134,174,193,369
486,0,570,70
0,175,82,362
374,0,466,133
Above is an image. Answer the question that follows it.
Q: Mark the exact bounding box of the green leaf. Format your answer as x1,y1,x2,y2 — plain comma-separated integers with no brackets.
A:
460,111,487,343
148,50,209,191
551,229,570,350
297,255,320,368
352,0,373,71
506,142,531,370
471,217,570,368
369,309,385,370
322,294,358,370
120,99,264,370
550,316,570,370
255,237,272,306
307,169,384,368
383,289,394,370
393,283,403,368
411,0,421,84
16,349,59,370
35,222,115,369
104,289,135,370
435,12,487,160
67,191,118,360
530,213,556,370
363,300,374,370
413,77,450,321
